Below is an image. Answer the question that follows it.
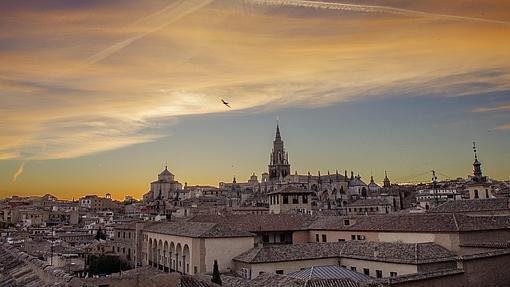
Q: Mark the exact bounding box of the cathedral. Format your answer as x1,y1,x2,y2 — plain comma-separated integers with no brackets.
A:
258,123,390,209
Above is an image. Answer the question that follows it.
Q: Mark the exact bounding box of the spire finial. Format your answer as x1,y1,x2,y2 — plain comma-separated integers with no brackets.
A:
165,161,168,170
275,118,281,140
473,141,478,160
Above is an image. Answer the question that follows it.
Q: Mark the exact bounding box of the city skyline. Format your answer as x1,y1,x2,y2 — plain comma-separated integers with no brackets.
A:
1,0,510,200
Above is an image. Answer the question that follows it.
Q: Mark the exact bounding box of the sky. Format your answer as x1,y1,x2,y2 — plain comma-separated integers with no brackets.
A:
1,0,509,200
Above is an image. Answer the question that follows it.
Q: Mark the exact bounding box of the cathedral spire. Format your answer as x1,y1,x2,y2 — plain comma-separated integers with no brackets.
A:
268,121,290,181
275,121,281,141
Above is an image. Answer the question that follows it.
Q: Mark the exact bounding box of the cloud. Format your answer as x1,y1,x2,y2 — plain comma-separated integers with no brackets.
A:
248,0,510,26
474,103,510,113
1,0,510,160
82,0,215,67
12,162,25,182
495,123,510,130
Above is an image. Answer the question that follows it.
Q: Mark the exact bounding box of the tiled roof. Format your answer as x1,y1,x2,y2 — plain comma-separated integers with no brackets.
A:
233,241,456,265
347,198,391,207
287,265,370,281
307,216,354,230
144,221,254,238
459,241,510,249
340,214,510,232
429,198,510,213
0,243,75,287
188,214,319,232
245,272,361,287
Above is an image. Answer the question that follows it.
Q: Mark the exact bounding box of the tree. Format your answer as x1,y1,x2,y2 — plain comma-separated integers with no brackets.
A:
211,260,222,285
87,255,128,275
95,228,106,241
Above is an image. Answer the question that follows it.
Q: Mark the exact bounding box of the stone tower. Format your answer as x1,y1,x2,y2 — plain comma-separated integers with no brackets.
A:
268,122,290,181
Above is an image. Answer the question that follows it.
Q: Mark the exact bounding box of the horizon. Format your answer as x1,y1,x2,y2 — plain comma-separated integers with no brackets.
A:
1,0,510,200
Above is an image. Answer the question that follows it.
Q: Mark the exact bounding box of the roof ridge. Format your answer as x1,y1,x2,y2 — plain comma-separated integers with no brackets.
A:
453,213,459,231
415,243,419,264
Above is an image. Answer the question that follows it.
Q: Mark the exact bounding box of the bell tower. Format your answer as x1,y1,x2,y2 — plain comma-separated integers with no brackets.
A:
268,122,291,181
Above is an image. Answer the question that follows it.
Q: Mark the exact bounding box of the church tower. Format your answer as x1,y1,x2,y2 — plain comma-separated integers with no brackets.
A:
472,142,487,183
268,122,291,181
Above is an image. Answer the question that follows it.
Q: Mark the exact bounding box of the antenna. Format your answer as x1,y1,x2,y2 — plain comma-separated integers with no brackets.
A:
431,170,438,206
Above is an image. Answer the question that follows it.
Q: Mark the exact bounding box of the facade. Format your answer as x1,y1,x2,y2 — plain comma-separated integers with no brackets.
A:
344,198,393,216
141,221,255,274
268,186,313,214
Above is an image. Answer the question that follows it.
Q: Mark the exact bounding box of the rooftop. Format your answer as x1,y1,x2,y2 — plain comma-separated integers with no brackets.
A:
347,198,392,207
144,221,254,238
429,198,510,213
287,265,370,282
333,214,510,233
188,214,318,232
233,241,456,265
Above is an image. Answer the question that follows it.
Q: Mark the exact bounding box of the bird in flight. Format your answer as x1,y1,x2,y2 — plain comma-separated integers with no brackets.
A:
221,99,231,108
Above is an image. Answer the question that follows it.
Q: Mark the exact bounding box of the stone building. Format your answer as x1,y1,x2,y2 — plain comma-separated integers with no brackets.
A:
232,241,457,279
268,185,313,215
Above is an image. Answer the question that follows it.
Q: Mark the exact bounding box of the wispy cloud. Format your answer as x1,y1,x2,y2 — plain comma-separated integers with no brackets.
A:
474,103,510,113
12,162,25,182
248,0,510,25
495,123,510,130
1,0,510,160
82,0,214,67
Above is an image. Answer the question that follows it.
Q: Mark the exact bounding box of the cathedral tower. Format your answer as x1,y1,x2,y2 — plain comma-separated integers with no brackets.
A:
268,122,291,181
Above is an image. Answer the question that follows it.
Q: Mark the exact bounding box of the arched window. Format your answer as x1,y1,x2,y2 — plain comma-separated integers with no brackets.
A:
474,190,479,199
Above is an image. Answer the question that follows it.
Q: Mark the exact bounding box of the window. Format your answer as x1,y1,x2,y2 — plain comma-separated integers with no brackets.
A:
351,267,356,272
123,232,125,238
485,189,489,198
474,190,479,199
263,235,269,242
344,219,350,226
390,272,397,277
302,195,308,204
276,270,284,274
338,239,345,242
351,235,356,240
363,268,370,276
283,195,289,204
280,234,286,242
316,234,320,242
357,235,366,240
293,196,299,204
194,266,198,274
376,270,383,278
322,234,327,242
117,232,121,238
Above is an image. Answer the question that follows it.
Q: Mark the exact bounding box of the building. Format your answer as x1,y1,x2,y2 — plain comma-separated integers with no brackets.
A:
268,123,291,181
142,221,255,274
466,142,492,200
232,241,456,279
344,198,393,216
268,186,313,214
307,213,510,254
428,198,510,216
